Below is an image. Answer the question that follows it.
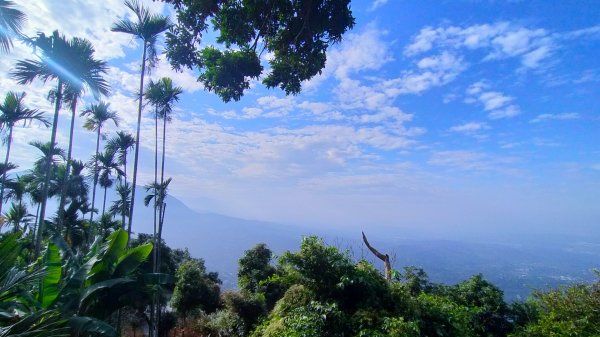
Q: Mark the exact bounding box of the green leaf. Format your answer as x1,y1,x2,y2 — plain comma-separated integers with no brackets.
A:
85,236,104,260
0,233,21,277
113,243,152,278
56,255,101,315
0,268,45,304
89,229,128,281
51,234,74,260
0,310,68,337
78,278,133,315
40,243,62,308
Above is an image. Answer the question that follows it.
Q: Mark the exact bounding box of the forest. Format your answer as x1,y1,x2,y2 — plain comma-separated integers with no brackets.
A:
1,0,599,336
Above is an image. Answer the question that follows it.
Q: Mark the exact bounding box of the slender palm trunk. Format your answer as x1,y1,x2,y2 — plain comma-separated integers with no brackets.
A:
158,202,166,270
57,100,78,231
127,43,147,242
157,116,167,271
34,202,40,231
151,109,158,337
0,127,14,214
90,127,101,223
35,80,63,258
121,155,127,228
153,108,158,273
102,185,108,215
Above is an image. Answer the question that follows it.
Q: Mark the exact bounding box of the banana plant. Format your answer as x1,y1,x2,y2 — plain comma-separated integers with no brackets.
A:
0,229,172,337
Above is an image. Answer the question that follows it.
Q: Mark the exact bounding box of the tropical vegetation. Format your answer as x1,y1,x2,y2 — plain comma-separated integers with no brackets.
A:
0,1,597,337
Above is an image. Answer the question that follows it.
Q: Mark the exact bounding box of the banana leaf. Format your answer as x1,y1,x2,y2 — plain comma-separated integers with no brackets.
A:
78,278,134,317
89,230,127,282
39,243,62,308
112,243,152,278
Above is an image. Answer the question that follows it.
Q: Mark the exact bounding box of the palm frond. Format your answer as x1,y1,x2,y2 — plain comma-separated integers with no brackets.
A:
0,0,26,53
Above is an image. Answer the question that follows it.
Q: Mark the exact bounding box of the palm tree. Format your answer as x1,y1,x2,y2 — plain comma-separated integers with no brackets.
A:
0,162,16,203
144,177,171,270
89,149,122,216
3,202,32,233
144,78,181,266
107,131,135,184
144,78,181,246
0,91,49,214
145,79,162,256
112,0,170,239
144,175,171,335
0,0,25,53
98,213,120,239
26,141,64,241
60,160,90,222
12,31,110,257
80,102,119,223
4,174,27,208
109,181,131,227
56,39,110,231
106,132,134,226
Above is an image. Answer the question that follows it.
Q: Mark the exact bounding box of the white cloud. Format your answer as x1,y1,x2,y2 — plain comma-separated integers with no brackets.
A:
428,151,491,171
405,22,554,69
368,0,389,11
478,92,513,111
449,122,490,133
428,150,519,172
489,28,547,58
381,52,466,96
488,105,520,119
561,25,600,39
148,58,204,94
303,24,392,91
256,95,295,117
465,82,520,119
417,52,464,71
241,107,263,119
521,45,552,68
17,0,167,61
530,113,580,123
466,81,489,95
443,93,459,103
355,106,413,125
154,115,420,184
330,25,393,79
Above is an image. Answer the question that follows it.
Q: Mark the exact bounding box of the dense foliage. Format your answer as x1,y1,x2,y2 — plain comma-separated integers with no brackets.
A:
162,0,355,101
179,238,600,337
0,1,598,337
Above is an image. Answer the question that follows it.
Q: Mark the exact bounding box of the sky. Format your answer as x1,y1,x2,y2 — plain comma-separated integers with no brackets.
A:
1,0,599,243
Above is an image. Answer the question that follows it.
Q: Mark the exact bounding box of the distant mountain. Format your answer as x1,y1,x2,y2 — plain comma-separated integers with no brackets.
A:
127,191,599,300
129,190,311,288
4,186,596,300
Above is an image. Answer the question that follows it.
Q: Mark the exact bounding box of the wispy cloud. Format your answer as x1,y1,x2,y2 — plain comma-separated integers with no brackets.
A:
368,0,389,12
381,52,466,96
17,0,167,60
428,150,519,173
465,81,520,119
530,113,580,123
449,122,490,134
405,22,554,69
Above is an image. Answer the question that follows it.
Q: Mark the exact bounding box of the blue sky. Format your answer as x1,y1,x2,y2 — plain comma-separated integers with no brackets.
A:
1,0,599,242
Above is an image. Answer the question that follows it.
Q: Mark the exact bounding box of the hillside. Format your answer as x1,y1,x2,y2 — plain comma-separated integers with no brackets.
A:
129,192,600,300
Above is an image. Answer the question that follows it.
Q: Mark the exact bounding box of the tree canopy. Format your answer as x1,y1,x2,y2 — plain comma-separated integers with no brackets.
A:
162,0,355,101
